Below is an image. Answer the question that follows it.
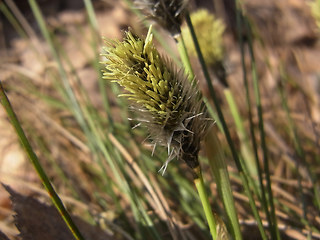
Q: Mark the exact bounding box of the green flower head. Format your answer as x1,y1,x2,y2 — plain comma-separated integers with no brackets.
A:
101,26,211,174
310,0,320,31
182,9,225,66
134,0,188,36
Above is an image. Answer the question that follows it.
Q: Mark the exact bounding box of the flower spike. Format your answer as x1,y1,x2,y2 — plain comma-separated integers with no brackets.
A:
101,25,211,174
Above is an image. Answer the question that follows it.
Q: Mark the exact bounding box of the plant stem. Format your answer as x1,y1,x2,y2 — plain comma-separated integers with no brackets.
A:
245,19,281,240
235,8,271,238
0,2,27,38
0,81,85,240
176,34,195,78
28,0,92,142
83,0,114,128
194,168,217,240
224,88,257,177
278,67,314,235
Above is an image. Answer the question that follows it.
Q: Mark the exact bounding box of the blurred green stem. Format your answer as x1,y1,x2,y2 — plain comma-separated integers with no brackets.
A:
235,8,271,239
224,88,257,176
0,81,85,240
278,67,315,235
0,2,26,38
245,18,281,240
176,34,194,78
83,0,114,128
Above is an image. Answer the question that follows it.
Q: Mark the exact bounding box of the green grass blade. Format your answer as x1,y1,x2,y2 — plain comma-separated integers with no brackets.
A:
224,88,257,177
245,18,281,239
176,33,195,78
0,2,26,38
278,67,318,235
234,6,275,238
28,0,91,138
205,129,242,240
83,0,114,127
0,81,85,240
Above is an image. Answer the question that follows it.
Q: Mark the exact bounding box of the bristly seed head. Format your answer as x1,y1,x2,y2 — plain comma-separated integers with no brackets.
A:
134,0,188,36
101,26,211,174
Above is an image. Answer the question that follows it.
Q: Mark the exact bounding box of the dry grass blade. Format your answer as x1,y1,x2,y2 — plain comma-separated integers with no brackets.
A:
108,133,181,239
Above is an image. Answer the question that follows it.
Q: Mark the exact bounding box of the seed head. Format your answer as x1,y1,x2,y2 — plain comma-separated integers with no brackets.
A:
101,26,211,174
310,0,320,30
182,9,225,66
134,0,188,36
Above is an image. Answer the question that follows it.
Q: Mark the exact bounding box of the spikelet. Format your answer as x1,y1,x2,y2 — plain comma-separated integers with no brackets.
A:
134,0,188,36
182,9,225,66
101,26,211,174
310,0,320,31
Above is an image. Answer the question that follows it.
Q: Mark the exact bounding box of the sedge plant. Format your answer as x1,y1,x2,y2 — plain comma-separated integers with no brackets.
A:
101,25,229,239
